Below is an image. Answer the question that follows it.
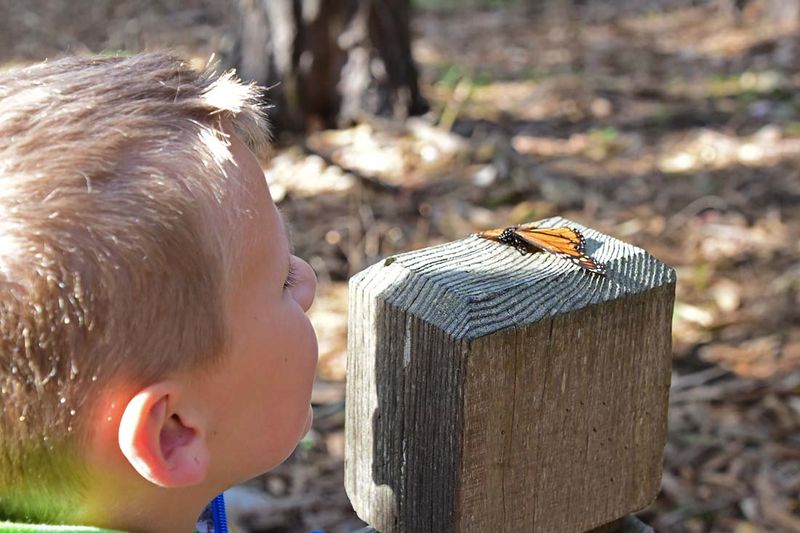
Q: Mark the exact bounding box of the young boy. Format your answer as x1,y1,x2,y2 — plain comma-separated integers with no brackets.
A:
0,53,318,532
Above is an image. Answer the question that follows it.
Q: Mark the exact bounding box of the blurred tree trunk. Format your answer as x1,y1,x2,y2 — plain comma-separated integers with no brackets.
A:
234,0,427,134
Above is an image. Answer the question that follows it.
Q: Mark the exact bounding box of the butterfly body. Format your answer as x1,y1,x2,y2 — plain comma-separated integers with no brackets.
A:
476,224,606,275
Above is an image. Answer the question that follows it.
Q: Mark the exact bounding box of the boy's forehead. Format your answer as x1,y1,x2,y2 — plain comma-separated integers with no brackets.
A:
224,132,291,262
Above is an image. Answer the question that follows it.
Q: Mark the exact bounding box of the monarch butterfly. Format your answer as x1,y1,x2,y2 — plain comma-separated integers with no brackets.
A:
475,224,607,275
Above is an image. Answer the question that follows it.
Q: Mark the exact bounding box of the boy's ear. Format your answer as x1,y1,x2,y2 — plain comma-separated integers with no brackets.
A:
118,382,210,488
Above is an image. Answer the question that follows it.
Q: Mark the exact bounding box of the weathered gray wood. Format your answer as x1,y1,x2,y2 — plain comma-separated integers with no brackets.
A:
345,216,675,533
353,513,653,533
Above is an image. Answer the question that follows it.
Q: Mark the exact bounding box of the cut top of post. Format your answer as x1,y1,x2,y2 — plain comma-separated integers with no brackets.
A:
352,216,676,341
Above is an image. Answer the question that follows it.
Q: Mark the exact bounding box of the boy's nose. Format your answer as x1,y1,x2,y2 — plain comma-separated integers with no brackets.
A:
291,256,317,312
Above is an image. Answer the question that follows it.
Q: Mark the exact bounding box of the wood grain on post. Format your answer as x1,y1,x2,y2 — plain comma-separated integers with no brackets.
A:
345,217,675,533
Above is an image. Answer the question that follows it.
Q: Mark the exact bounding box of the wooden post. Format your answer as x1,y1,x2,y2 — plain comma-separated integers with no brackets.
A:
345,216,675,533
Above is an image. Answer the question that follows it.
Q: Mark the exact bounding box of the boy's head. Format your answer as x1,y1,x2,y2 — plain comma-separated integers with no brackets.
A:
0,53,318,528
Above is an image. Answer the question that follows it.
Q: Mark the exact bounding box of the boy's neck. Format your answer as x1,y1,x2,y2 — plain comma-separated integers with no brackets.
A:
77,473,216,533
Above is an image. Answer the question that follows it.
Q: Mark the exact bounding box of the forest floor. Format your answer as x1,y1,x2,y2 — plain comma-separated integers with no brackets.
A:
2,1,799,532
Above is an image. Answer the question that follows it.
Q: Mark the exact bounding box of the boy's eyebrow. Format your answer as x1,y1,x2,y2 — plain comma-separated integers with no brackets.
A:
276,206,295,254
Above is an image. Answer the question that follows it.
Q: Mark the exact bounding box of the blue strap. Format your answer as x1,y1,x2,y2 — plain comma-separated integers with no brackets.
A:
210,494,228,533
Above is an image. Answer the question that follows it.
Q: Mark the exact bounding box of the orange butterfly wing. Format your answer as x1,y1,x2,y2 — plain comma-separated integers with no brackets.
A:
476,225,607,275
514,227,606,274
514,226,586,251
475,227,504,240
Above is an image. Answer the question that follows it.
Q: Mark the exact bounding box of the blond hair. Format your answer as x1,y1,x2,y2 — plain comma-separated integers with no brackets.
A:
0,52,269,520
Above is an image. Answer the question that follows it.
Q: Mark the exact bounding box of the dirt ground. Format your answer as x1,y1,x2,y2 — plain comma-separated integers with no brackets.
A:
1,1,799,532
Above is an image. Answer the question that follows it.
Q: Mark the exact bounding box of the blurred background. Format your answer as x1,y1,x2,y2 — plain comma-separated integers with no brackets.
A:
1,0,799,531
